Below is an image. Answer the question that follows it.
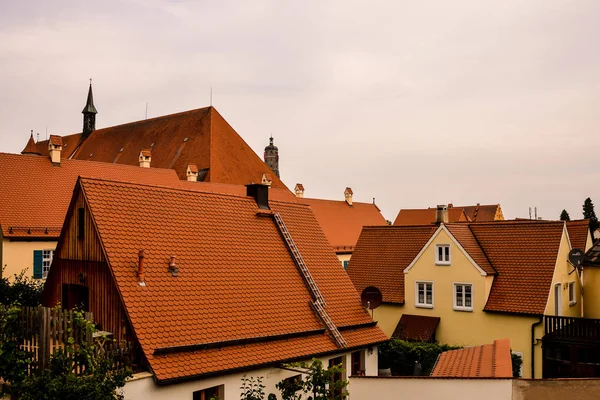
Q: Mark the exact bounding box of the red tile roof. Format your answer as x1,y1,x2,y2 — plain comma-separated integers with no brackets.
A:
0,152,181,238
21,133,40,155
392,314,440,341
457,204,503,222
35,107,289,190
347,225,438,304
431,339,512,378
393,208,468,225
49,135,63,147
73,178,387,382
584,240,600,267
566,220,590,251
299,198,387,251
445,224,496,275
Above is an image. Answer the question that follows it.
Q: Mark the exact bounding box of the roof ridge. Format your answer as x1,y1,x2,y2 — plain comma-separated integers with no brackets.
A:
466,224,497,275
92,106,212,133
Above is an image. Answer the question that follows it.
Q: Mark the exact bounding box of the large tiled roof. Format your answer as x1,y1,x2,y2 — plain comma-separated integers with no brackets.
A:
34,106,288,190
393,208,468,225
584,240,600,267
0,153,180,238
74,178,387,382
566,220,590,251
457,204,502,222
299,198,387,251
392,314,440,342
347,225,438,304
431,339,512,378
445,224,496,275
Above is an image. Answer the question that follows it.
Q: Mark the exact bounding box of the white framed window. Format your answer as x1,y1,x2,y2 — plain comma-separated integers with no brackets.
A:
568,282,576,305
42,249,54,279
453,283,473,311
435,244,451,265
415,281,434,308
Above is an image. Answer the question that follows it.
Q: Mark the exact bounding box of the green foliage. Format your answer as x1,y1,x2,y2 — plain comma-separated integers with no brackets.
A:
511,351,523,378
0,306,132,400
0,270,44,306
559,209,570,221
276,359,348,400
583,198,599,233
378,339,461,376
240,376,267,400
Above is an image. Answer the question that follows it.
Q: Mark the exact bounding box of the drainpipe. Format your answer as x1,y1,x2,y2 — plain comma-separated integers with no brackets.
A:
531,315,543,378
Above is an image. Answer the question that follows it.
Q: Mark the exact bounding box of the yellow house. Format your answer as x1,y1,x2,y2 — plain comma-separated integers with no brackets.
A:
348,206,586,379
583,240,600,318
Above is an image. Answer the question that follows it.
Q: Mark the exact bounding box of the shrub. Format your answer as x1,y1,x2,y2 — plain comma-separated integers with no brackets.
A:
0,270,44,306
378,339,461,376
511,352,523,378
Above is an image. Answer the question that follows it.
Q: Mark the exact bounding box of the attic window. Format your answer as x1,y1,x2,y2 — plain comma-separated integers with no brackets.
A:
78,207,85,238
435,244,451,265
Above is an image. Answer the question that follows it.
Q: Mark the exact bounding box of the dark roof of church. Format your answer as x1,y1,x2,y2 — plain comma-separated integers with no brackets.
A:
82,84,97,114
33,106,288,189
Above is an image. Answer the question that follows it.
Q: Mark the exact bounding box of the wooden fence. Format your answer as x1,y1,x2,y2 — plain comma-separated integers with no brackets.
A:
1,305,132,373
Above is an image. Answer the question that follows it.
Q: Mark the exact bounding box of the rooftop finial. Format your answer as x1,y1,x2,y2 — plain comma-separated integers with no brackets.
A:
82,80,98,140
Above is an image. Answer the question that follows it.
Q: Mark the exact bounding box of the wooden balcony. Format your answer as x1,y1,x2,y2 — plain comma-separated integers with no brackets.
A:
544,315,600,343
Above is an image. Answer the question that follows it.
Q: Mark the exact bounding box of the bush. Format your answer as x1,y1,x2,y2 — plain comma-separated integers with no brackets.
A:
0,270,44,306
511,352,523,378
378,339,461,376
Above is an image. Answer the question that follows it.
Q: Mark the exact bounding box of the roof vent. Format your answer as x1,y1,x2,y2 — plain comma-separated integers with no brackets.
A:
246,183,270,210
344,187,353,206
436,205,449,225
168,255,178,276
48,135,63,166
186,164,198,182
294,183,305,198
139,148,151,168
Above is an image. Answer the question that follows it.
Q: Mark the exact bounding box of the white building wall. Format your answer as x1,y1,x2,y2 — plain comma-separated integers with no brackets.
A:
123,347,378,400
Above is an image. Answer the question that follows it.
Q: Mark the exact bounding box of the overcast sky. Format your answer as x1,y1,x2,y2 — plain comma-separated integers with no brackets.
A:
1,0,599,221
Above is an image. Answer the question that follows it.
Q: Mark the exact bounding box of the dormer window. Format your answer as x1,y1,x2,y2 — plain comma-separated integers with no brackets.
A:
435,244,451,265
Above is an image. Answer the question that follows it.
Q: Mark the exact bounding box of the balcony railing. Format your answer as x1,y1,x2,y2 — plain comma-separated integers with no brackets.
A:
544,315,600,342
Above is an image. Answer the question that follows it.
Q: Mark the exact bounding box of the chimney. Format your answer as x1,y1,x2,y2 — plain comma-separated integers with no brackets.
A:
139,149,151,168
186,164,198,181
436,205,449,224
48,135,63,165
261,172,273,187
344,187,353,206
294,183,305,198
246,183,270,210
168,255,178,276
138,250,146,285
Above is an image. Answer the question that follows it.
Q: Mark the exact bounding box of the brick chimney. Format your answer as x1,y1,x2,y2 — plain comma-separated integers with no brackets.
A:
436,205,449,225
186,164,198,181
261,172,272,187
246,183,270,210
139,149,151,168
344,187,353,206
48,135,63,166
168,255,178,276
294,183,305,198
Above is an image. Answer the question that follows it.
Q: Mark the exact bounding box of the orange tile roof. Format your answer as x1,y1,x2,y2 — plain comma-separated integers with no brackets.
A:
300,198,387,251
73,178,387,382
178,180,298,202
21,133,40,155
393,208,468,225
35,107,289,190
431,339,512,378
445,224,496,275
566,220,590,251
392,314,440,341
49,135,63,147
0,152,180,238
456,204,502,222
584,240,600,266
347,225,438,303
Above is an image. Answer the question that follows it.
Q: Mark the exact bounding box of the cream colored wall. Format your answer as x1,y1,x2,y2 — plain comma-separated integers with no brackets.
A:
403,229,543,378
337,253,352,267
1,239,57,280
583,268,600,319
543,228,582,318
374,303,402,338
123,348,378,400
349,377,512,400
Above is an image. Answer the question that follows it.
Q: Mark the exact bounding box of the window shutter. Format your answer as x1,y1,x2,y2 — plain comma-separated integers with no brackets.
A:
33,250,43,279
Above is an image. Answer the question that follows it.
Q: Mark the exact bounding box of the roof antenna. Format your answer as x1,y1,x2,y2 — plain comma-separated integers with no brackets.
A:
210,86,213,106
36,132,39,142
45,126,48,140
145,102,148,119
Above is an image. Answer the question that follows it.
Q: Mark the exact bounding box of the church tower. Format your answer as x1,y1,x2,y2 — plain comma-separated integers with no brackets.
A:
264,136,280,178
82,81,98,140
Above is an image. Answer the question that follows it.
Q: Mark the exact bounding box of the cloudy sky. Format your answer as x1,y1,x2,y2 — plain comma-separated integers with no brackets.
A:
1,0,598,221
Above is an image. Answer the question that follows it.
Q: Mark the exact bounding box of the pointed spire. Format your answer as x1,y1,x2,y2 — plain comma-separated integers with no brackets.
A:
82,79,97,140
21,130,41,155
82,79,97,114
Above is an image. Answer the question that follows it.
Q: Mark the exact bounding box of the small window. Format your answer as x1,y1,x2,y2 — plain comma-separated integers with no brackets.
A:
77,207,85,239
328,356,344,398
192,385,224,400
343,260,349,270
42,249,54,279
453,283,473,311
568,282,576,305
435,244,451,265
415,281,434,308
351,350,365,376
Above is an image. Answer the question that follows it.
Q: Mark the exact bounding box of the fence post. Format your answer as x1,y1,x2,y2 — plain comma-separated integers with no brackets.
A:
37,306,51,370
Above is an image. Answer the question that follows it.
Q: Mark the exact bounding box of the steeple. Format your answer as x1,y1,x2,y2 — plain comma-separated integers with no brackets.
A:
263,135,280,178
82,80,97,140
21,130,41,155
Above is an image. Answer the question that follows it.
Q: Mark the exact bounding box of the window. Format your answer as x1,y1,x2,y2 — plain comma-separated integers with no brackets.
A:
343,260,349,270
415,282,434,308
351,350,365,376
280,375,303,395
453,283,473,311
78,207,85,239
192,385,223,400
42,250,54,279
568,282,576,305
435,244,451,265
328,356,344,398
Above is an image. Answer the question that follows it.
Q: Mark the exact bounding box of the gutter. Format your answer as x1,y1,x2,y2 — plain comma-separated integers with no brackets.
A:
531,315,543,378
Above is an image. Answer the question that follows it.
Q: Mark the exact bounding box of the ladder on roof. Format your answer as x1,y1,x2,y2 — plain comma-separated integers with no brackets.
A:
273,212,347,348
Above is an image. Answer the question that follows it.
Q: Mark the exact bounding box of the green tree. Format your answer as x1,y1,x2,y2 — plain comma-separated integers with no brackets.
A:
276,359,348,400
378,339,461,376
0,270,44,307
583,198,599,233
0,305,33,399
559,209,570,221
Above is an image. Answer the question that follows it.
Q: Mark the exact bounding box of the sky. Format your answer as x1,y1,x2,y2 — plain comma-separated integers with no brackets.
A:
0,0,599,221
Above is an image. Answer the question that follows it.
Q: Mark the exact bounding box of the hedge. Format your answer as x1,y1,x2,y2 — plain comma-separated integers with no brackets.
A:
378,339,461,376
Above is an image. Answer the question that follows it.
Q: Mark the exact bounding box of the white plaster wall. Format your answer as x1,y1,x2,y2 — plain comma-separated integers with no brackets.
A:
123,347,378,400
349,377,512,400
